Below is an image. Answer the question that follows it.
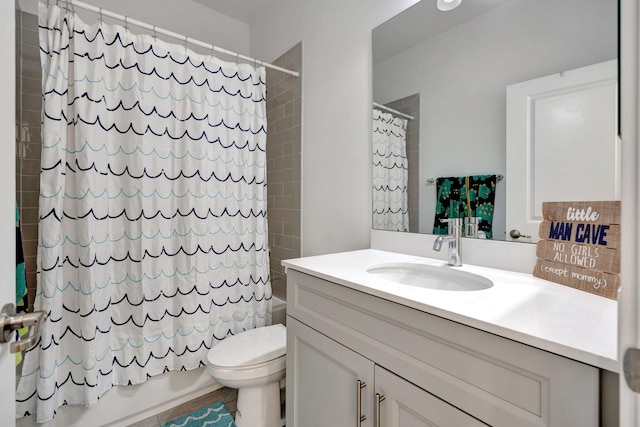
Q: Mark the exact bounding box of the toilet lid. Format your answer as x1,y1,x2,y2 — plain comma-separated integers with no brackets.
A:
207,324,286,367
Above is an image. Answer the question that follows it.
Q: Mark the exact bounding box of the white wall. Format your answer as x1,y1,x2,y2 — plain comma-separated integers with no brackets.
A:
373,0,617,239
251,0,617,256
250,0,421,257
17,0,251,56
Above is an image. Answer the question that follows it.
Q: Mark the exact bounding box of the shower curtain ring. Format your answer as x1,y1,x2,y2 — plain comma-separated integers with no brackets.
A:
235,52,240,64
152,25,157,40
184,36,189,53
98,8,103,25
124,16,129,32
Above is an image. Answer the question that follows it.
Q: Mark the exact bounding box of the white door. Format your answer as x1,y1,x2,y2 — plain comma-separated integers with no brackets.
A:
0,2,17,426
505,60,619,242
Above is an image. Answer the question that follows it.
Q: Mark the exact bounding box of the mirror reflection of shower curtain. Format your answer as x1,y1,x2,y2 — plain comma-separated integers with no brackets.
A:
372,109,409,231
16,3,271,422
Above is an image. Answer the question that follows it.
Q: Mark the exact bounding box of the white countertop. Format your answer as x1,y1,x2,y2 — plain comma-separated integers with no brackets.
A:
282,249,618,372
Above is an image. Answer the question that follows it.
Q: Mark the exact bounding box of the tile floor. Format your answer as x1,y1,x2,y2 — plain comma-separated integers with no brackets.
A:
127,387,238,427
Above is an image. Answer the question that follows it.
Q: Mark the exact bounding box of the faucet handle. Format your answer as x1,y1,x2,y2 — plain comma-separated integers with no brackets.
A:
464,217,480,238
440,218,463,225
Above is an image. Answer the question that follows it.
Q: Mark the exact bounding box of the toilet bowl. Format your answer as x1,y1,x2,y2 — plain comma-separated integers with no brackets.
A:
206,324,286,427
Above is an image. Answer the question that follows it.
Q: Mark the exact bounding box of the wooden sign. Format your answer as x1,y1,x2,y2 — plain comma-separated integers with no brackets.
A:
533,201,621,300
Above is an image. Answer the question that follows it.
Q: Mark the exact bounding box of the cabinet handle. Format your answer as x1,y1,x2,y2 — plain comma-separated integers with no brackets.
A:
357,380,367,424
376,393,386,427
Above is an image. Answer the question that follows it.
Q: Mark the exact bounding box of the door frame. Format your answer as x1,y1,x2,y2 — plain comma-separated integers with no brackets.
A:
0,2,17,426
619,0,640,423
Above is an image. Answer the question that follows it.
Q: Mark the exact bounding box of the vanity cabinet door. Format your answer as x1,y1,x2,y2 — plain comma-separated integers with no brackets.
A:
287,317,375,427
375,366,487,427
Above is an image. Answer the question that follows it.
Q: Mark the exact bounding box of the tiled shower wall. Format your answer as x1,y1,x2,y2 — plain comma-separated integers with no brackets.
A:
16,10,41,310
265,43,302,301
15,10,301,306
385,94,420,233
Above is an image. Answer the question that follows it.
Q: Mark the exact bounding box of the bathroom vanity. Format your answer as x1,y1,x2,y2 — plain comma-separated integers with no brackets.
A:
283,249,617,427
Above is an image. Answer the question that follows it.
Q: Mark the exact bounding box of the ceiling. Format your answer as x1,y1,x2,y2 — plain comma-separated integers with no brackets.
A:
373,0,513,64
192,0,276,23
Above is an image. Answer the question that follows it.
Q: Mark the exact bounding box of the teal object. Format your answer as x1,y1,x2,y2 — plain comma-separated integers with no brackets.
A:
433,175,496,239
161,401,236,427
16,204,27,304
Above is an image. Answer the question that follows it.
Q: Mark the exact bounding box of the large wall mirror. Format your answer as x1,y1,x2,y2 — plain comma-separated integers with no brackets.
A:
372,0,619,243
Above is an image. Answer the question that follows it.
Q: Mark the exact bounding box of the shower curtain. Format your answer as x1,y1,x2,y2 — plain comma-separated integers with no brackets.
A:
372,109,409,231
16,3,271,422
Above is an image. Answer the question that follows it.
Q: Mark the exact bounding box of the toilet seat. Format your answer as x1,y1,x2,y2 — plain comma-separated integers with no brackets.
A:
208,354,286,382
207,324,286,380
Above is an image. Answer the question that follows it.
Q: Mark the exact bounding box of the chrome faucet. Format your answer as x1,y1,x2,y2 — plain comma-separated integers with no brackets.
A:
433,218,463,266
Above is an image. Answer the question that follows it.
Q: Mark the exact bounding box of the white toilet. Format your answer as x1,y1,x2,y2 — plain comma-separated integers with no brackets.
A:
206,324,286,427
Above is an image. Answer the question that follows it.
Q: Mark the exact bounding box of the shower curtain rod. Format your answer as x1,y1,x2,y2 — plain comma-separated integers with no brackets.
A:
48,0,300,78
373,102,414,120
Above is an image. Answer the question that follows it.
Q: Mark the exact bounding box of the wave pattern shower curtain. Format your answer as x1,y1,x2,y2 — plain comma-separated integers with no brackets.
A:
372,109,409,231
16,4,271,422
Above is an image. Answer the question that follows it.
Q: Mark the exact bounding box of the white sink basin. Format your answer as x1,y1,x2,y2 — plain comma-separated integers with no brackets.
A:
366,262,493,291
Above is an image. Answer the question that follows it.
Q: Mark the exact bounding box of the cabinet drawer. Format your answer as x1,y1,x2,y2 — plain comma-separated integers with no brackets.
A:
287,270,599,427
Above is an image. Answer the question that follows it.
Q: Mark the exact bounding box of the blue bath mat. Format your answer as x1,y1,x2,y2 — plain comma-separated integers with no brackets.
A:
161,401,236,427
